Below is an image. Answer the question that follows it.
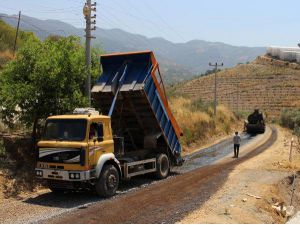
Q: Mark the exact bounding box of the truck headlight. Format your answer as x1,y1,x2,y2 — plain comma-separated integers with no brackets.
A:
36,170,43,177
69,173,80,180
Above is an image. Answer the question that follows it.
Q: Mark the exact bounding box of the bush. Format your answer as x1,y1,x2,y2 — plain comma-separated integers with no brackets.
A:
0,139,5,158
280,108,300,131
188,97,214,114
234,110,250,120
170,96,237,148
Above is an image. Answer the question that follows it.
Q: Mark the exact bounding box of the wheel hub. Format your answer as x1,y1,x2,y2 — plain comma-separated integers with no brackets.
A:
107,174,117,188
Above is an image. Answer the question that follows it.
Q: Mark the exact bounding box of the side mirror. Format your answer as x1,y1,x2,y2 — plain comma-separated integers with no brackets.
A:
93,137,97,143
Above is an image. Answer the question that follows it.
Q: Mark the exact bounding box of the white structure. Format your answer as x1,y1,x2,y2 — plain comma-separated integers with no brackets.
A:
267,46,300,57
279,50,297,61
267,46,300,63
73,108,99,115
297,53,300,63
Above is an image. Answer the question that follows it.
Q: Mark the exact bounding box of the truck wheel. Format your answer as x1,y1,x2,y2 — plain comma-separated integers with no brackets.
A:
155,154,170,179
95,164,119,198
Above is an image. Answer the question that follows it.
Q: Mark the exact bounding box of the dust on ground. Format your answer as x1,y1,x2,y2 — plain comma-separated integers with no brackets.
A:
178,125,300,224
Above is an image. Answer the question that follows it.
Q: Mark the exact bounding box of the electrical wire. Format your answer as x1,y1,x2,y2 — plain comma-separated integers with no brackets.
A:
100,2,173,44
143,0,186,42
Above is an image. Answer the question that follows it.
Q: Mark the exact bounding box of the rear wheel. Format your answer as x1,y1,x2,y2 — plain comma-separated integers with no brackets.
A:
155,154,170,179
95,164,119,198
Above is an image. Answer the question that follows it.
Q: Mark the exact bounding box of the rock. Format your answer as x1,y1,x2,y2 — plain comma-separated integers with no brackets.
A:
242,198,247,202
224,207,230,215
286,206,295,217
272,202,293,217
281,206,287,217
246,193,262,199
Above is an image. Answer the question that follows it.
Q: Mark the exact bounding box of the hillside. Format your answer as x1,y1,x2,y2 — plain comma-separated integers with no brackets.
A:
0,13,265,83
171,56,300,119
0,20,16,68
0,19,33,69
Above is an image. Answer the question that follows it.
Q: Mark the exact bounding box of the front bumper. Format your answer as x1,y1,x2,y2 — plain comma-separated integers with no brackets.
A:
35,168,96,181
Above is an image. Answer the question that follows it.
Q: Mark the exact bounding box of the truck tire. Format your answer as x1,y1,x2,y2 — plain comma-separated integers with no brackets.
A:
155,154,170,179
95,164,119,198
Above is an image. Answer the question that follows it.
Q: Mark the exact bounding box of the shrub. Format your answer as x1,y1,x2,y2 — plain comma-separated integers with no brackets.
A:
234,110,250,120
0,139,5,158
280,108,300,130
170,96,237,148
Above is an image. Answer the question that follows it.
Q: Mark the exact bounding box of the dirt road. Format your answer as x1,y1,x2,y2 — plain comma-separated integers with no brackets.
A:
45,127,276,224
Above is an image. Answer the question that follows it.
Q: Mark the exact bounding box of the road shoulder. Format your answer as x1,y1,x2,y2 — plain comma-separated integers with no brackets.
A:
178,126,298,224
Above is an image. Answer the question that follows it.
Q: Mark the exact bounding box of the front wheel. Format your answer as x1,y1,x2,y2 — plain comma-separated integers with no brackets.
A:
95,164,119,198
155,154,170,179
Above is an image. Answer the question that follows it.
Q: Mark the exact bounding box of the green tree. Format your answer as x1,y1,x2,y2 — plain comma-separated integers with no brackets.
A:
0,35,101,144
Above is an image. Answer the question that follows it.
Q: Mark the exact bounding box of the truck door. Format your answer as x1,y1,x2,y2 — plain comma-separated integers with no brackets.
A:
88,121,105,166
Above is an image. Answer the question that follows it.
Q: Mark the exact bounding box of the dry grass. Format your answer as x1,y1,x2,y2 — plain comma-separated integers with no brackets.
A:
170,96,237,151
0,50,14,68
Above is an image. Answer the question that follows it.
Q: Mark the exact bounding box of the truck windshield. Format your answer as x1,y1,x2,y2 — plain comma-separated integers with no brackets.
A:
43,119,87,141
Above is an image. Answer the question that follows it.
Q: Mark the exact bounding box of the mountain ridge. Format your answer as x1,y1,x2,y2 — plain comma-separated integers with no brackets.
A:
0,13,266,83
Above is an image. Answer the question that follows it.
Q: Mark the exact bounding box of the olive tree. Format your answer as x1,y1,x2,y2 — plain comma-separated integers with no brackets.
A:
0,35,101,144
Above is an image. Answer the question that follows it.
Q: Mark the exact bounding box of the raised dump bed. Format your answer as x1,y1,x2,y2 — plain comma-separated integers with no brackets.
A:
92,51,183,165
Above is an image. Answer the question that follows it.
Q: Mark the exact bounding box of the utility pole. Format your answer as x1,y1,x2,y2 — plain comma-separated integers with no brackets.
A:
236,81,239,112
13,11,21,55
83,0,96,106
209,62,223,116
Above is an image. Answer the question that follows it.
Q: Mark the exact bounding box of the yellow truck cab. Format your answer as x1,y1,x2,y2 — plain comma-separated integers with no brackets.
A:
35,51,183,197
36,108,121,197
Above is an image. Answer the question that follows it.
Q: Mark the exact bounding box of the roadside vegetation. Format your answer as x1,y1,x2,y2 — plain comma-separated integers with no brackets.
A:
0,35,101,141
169,96,238,151
0,20,33,69
280,108,300,142
0,20,104,197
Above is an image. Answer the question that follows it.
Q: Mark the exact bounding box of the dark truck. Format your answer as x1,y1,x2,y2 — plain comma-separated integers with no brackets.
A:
244,109,266,134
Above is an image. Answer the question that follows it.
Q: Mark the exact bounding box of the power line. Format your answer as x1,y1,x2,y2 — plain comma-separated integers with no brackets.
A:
0,15,51,36
100,2,173,41
143,0,186,42
99,10,173,57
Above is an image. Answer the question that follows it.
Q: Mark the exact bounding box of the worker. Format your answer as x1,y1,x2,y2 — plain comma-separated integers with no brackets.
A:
233,131,241,158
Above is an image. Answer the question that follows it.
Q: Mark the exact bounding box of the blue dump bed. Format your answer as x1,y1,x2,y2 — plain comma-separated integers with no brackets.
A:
92,51,183,165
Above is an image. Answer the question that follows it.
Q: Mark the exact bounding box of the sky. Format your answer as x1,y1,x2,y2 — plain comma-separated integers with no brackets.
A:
0,0,299,47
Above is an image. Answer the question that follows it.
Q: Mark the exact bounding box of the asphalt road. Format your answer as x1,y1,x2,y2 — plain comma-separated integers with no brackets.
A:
43,127,276,224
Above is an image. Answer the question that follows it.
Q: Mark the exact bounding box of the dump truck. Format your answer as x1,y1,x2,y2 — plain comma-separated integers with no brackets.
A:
35,51,183,197
244,109,265,134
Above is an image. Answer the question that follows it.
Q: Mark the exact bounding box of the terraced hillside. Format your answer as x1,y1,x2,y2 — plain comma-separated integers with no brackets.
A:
171,56,300,119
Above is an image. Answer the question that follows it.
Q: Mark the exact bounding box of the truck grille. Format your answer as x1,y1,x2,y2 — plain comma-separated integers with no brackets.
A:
39,148,82,164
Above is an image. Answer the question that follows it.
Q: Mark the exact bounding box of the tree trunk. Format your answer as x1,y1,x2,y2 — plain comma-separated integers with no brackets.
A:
31,117,39,160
